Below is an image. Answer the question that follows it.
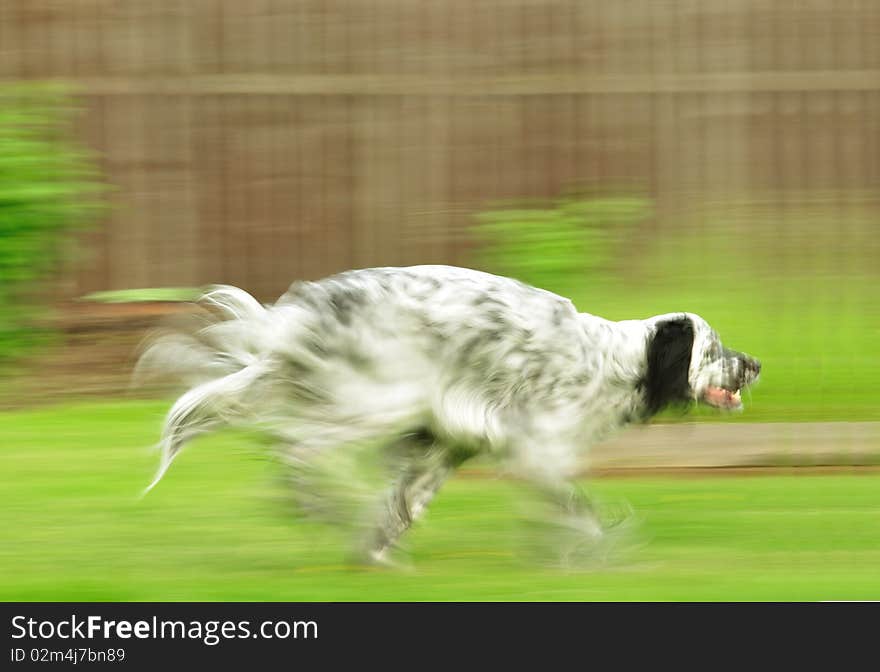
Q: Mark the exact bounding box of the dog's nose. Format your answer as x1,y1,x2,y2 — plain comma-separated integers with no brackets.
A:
745,358,761,376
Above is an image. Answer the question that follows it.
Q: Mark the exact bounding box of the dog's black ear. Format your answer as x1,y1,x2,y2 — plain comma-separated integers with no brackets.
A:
643,317,695,416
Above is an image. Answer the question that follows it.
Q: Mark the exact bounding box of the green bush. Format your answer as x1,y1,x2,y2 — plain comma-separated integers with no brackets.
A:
470,196,651,294
0,83,107,362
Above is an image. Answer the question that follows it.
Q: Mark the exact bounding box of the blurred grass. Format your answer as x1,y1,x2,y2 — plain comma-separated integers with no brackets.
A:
3,400,880,601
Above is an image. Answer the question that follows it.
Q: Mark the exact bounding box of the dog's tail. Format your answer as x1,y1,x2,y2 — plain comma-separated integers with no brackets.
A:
136,285,271,494
144,361,267,493
135,285,269,387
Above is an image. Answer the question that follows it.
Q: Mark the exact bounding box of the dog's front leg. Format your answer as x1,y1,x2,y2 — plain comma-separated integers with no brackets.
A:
519,476,639,568
533,479,604,537
506,433,626,564
507,439,600,530
524,479,605,568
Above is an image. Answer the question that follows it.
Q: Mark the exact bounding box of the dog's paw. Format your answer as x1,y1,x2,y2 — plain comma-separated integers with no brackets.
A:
347,545,414,572
517,503,645,570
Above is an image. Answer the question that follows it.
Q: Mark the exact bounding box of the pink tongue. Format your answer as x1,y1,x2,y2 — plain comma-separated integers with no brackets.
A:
705,386,733,407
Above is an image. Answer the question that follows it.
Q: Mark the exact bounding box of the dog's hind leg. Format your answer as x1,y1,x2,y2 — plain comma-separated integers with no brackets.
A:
354,437,466,567
356,465,450,567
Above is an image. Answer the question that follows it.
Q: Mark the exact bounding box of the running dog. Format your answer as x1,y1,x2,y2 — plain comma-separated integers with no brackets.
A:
137,265,760,565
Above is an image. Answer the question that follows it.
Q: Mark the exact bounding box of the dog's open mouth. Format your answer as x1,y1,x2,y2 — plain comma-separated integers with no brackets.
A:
702,386,742,410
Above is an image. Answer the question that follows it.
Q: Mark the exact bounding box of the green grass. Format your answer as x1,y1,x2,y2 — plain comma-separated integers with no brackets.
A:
3,400,880,601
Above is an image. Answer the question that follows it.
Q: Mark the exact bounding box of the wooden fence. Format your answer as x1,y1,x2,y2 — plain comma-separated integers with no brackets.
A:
0,1,877,300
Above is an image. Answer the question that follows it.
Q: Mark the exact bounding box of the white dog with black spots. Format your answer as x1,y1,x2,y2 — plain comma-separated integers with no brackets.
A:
138,265,760,566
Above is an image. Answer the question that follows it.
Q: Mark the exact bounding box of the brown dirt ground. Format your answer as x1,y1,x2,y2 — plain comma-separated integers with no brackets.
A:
0,301,193,409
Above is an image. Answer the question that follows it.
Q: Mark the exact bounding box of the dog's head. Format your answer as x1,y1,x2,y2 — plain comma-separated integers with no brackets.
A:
643,313,760,415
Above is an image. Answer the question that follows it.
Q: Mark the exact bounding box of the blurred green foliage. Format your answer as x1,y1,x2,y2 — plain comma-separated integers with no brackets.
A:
81,287,202,304
0,83,107,362
2,399,880,600
471,196,651,294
